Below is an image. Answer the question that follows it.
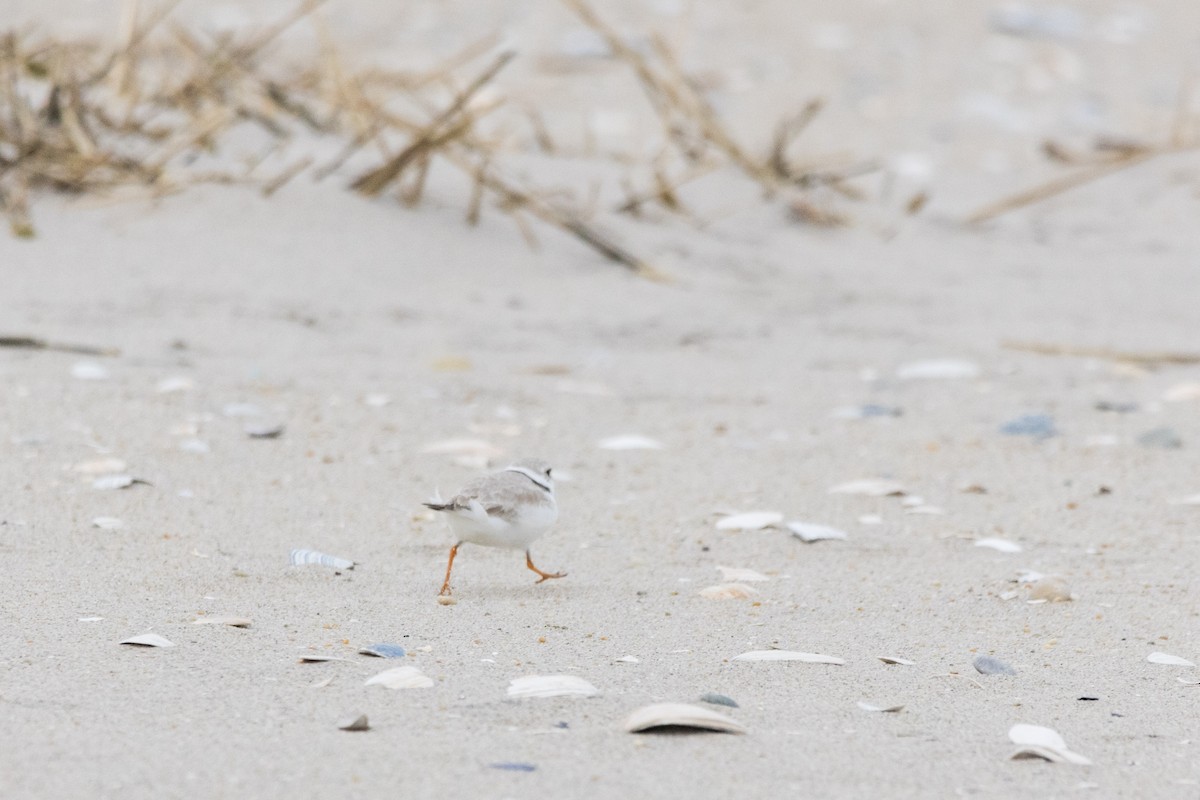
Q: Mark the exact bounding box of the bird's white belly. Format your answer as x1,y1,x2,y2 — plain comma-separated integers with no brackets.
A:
447,501,558,550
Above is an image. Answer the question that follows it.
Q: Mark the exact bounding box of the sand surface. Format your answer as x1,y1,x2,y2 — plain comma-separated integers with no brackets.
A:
2,2,1200,798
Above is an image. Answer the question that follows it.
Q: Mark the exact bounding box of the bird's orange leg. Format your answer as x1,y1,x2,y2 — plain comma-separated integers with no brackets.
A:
439,544,460,596
525,550,566,584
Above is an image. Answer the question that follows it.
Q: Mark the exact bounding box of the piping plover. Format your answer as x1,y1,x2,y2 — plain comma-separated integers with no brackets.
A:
424,457,566,597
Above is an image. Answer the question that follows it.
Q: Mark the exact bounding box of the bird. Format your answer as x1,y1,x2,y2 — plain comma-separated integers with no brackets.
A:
423,457,566,597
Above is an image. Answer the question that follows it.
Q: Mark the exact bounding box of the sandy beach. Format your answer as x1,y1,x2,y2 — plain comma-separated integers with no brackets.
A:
2,2,1199,798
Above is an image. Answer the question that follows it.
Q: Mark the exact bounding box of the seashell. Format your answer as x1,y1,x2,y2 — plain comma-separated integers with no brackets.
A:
92,517,124,530
828,479,905,497
699,692,739,708
222,402,263,417
1008,724,1092,765
1177,678,1200,686
857,701,904,713
715,511,782,531
787,521,848,542
490,762,537,772
364,666,434,689
698,583,756,600
896,359,980,380
733,650,843,665
615,655,640,664
1164,382,1200,402
92,474,143,491
179,438,210,453
858,514,883,525
71,361,109,380
193,615,252,627
597,434,664,450
244,422,285,439
120,633,175,648
1168,494,1200,506
156,376,194,394
363,393,391,407
72,457,128,475
289,549,354,570
715,566,769,582
975,537,1022,553
877,656,916,666
624,702,747,734
1026,577,1073,603
358,644,406,658
298,654,350,663
973,655,1016,675
507,675,598,699
1148,652,1195,667
337,713,370,731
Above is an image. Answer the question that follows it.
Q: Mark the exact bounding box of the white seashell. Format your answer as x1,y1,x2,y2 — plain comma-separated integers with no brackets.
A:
92,516,124,530
71,361,109,380
975,537,1022,553
1168,494,1200,506
857,701,905,713
623,702,746,734
193,615,252,627
1148,652,1195,667
337,713,370,731
507,675,599,699
615,655,640,664
244,422,284,439
1164,382,1200,402
1026,577,1073,602
877,656,916,666
698,583,757,600
733,650,844,664
156,376,194,393
120,633,175,648
787,521,848,542
597,434,664,450
1177,678,1200,686
1008,724,1092,765
364,666,434,689
298,654,351,663
716,511,782,531
93,474,136,490
900,496,924,507
363,393,391,407
896,359,980,380
179,438,210,454
828,479,905,497
289,549,354,569
715,566,769,582
858,514,884,525
72,457,128,475
222,402,263,417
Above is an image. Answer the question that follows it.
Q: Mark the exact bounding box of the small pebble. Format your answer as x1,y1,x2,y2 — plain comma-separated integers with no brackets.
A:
973,655,1016,676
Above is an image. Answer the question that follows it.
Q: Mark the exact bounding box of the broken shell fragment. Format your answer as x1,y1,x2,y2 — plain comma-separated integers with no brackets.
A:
364,666,434,689
896,359,980,380
973,655,1016,675
194,615,252,628
358,644,406,658
787,521,848,542
733,651,844,665
715,511,782,531
975,537,1023,553
715,566,769,582
244,422,285,439
120,633,175,648
289,549,355,569
507,675,599,699
877,656,916,666
92,474,137,490
857,701,905,713
1008,724,1092,765
337,713,370,731
92,516,124,530
828,479,905,497
699,692,739,708
624,703,746,734
698,583,757,600
1148,652,1195,667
